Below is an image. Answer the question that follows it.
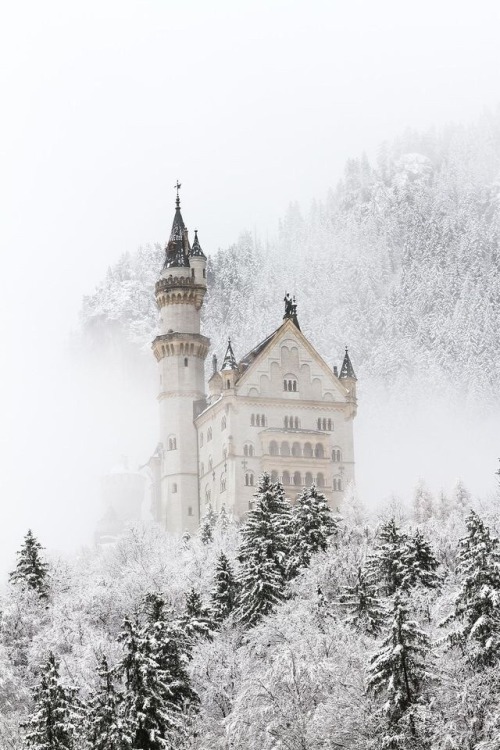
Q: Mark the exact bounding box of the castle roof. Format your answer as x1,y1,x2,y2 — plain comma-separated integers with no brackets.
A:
163,193,190,269
190,229,206,259
339,347,357,380
221,338,238,370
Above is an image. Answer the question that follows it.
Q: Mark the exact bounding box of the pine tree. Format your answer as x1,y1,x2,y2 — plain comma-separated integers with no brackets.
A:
210,552,238,624
182,589,213,641
117,613,185,750
236,473,293,627
289,484,339,573
340,566,386,635
368,596,432,746
442,510,500,666
23,651,81,750
450,479,472,517
400,529,440,591
217,504,230,533
199,504,217,545
412,480,434,523
84,656,128,750
10,530,49,599
367,518,407,596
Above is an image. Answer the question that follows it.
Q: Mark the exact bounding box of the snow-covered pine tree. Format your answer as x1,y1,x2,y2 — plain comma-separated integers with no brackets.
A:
401,529,440,591
366,518,407,596
144,594,198,713
450,479,472,517
340,566,386,635
210,552,238,624
23,651,81,750
182,589,213,641
117,612,184,750
235,473,293,627
412,480,434,524
368,595,432,747
217,504,230,533
442,510,500,666
199,505,217,545
84,655,128,750
289,484,339,573
10,530,49,599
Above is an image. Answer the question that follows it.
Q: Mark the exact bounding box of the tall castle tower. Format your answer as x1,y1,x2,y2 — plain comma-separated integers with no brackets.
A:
152,185,209,533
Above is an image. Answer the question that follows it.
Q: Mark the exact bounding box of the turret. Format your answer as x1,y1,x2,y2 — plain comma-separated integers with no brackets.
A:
151,183,210,534
221,338,238,391
339,347,357,408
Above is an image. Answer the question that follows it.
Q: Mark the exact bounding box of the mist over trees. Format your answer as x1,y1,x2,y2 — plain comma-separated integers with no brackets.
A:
81,110,500,409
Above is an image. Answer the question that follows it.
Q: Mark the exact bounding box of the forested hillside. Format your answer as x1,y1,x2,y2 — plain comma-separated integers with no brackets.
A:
81,110,500,408
3,477,500,749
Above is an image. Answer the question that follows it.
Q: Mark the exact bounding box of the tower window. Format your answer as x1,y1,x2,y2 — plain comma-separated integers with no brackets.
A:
168,437,177,451
203,268,206,278
226,380,230,389
245,472,254,487
191,268,195,278
184,357,188,367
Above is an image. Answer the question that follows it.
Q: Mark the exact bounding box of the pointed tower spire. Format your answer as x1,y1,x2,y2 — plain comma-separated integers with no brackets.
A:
163,181,190,269
339,347,357,380
221,338,238,370
190,229,206,258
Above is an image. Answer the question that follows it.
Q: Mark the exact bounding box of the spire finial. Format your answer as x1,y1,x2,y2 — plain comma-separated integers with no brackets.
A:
222,338,238,371
174,180,181,208
283,292,300,330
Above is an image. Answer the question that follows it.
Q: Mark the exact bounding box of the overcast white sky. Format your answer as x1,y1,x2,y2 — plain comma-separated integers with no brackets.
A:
1,0,500,570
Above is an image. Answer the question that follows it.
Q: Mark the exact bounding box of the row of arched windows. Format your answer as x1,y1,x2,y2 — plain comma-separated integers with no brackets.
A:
317,418,333,431
269,470,326,488
284,416,300,429
269,440,326,458
251,414,266,427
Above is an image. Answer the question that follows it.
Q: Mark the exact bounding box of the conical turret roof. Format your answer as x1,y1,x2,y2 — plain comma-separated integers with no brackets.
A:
190,229,206,259
221,339,238,370
339,347,357,380
163,191,190,269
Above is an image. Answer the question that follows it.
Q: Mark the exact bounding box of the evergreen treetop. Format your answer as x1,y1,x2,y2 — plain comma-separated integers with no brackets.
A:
10,530,49,599
210,552,238,624
289,484,339,573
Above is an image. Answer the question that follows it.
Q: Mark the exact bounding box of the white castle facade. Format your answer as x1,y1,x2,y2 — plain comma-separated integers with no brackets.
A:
148,192,358,534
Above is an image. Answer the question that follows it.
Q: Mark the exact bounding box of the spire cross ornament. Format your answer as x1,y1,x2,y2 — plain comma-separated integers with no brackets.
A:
174,181,182,207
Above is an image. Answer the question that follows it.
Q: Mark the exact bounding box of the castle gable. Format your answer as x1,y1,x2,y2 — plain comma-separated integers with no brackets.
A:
236,320,348,403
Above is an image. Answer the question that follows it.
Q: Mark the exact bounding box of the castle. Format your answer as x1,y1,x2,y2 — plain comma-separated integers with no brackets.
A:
148,189,357,534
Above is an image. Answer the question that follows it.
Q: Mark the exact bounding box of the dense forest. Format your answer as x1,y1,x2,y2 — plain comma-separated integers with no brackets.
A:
81,109,500,409
2,475,500,749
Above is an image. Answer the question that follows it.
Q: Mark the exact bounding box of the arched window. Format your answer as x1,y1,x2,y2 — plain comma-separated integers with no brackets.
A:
317,418,322,430
317,473,325,488
282,470,291,485
184,357,188,367
305,471,313,486
284,416,288,429
293,471,301,486
270,440,279,456
207,427,212,441
328,419,332,431
315,443,324,458
191,268,195,278
203,268,206,278
281,441,290,456
226,379,230,389
251,414,255,426
168,436,177,451
292,442,301,457
220,474,226,493
248,444,254,457
261,414,265,426
303,442,313,458
294,417,299,429
188,505,193,516
332,448,341,463
284,376,298,392
333,477,342,491
221,416,227,431
245,472,254,487
271,470,279,482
